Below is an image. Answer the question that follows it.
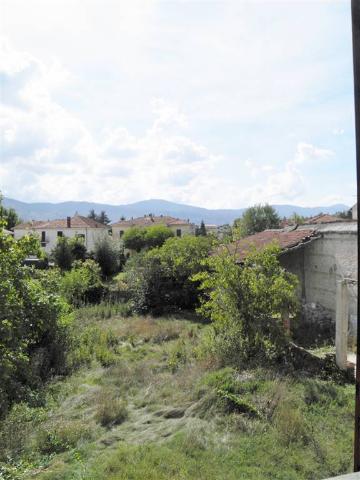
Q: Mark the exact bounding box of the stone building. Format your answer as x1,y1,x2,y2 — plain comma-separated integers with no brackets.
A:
223,221,357,368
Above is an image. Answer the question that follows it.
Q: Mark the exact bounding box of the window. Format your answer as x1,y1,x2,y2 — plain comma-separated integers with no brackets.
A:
41,231,46,246
176,229,181,237
57,231,63,237
77,234,85,240
120,230,124,238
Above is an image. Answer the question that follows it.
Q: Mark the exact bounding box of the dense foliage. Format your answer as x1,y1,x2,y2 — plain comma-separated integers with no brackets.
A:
194,245,298,365
61,260,104,306
0,194,21,230
233,204,281,238
93,235,123,277
125,236,212,314
123,225,174,252
0,229,72,414
52,237,74,270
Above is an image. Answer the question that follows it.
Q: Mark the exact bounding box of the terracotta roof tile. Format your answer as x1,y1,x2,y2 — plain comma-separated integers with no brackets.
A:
307,214,347,224
14,215,107,230
221,228,317,262
112,215,191,228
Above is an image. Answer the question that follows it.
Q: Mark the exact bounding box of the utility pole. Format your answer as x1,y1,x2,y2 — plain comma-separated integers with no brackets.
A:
351,0,360,472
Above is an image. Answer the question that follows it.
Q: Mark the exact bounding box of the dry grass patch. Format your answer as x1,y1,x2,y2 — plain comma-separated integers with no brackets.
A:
94,390,128,428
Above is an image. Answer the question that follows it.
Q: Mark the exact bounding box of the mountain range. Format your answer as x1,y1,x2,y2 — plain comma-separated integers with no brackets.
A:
2,197,350,226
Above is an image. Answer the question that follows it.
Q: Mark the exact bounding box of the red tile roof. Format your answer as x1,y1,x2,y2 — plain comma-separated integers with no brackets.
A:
112,215,191,228
221,229,317,262
14,215,107,230
307,214,347,224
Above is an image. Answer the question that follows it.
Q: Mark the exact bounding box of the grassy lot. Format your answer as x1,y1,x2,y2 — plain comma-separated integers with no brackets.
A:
0,305,355,480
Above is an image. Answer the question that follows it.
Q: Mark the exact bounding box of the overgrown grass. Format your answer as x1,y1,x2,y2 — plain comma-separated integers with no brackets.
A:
0,308,355,480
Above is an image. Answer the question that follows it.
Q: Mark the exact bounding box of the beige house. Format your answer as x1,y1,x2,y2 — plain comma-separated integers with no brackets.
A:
111,215,195,240
13,215,109,254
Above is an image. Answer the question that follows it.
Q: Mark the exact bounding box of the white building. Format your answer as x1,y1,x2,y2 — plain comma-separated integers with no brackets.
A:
13,215,109,254
111,215,195,240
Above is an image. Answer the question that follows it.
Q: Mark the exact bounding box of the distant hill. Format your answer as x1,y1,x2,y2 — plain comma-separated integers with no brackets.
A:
3,197,350,226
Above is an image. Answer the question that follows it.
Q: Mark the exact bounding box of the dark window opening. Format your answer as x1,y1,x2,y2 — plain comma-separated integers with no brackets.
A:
176,229,181,237
57,231,63,237
120,230,124,237
41,231,46,246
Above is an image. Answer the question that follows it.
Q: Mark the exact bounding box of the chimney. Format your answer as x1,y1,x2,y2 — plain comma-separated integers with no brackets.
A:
67,216,71,228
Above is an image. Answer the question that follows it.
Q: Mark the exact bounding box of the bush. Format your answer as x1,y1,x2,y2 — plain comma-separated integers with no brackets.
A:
123,225,174,252
94,235,121,277
194,245,298,366
69,236,87,261
52,237,73,270
0,230,73,414
125,236,213,315
61,259,104,306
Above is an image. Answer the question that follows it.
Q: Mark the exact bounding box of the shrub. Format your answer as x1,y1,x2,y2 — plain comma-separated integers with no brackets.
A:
123,225,175,252
61,259,103,306
0,230,73,414
144,225,174,249
69,236,87,261
94,235,121,277
35,419,94,454
125,236,213,315
52,237,73,270
123,227,147,252
194,245,298,366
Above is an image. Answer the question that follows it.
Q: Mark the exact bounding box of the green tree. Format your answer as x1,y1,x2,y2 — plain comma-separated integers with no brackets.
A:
98,210,111,225
123,225,174,252
123,227,147,252
88,209,97,220
0,194,21,230
87,210,110,225
194,245,298,366
196,220,207,237
233,204,280,238
94,235,120,277
144,225,174,248
289,212,305,225
69,236,87,261
125,235,213,314
52,237,73,271
336,209,352,219
61,259,103,306
0,229,72,413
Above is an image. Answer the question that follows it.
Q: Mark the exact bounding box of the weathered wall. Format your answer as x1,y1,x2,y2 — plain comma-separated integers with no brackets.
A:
281,224,357,323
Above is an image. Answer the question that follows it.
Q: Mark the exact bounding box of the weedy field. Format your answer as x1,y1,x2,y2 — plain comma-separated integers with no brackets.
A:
0,304,355,480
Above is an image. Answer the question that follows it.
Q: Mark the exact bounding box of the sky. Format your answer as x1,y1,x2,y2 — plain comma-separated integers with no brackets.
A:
0,0,357,209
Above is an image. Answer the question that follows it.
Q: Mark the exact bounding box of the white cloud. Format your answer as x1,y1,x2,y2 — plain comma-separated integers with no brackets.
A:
0,40,225,207
0,40,341,209
240,142,335,205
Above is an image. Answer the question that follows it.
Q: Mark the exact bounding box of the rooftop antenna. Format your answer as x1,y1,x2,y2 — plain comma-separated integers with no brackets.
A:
351,0,360,471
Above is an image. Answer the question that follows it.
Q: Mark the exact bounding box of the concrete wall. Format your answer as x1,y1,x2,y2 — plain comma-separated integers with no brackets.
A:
281,224,357,323
14,227,109,254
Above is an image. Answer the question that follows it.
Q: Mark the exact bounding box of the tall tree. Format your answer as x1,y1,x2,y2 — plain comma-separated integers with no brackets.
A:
87,209,110,225
88,209,97,220
98,210,110,225
196,220,207,236
233,204,280,238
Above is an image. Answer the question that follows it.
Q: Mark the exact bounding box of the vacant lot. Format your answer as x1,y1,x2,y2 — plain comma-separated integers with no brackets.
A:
0,305,354,480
